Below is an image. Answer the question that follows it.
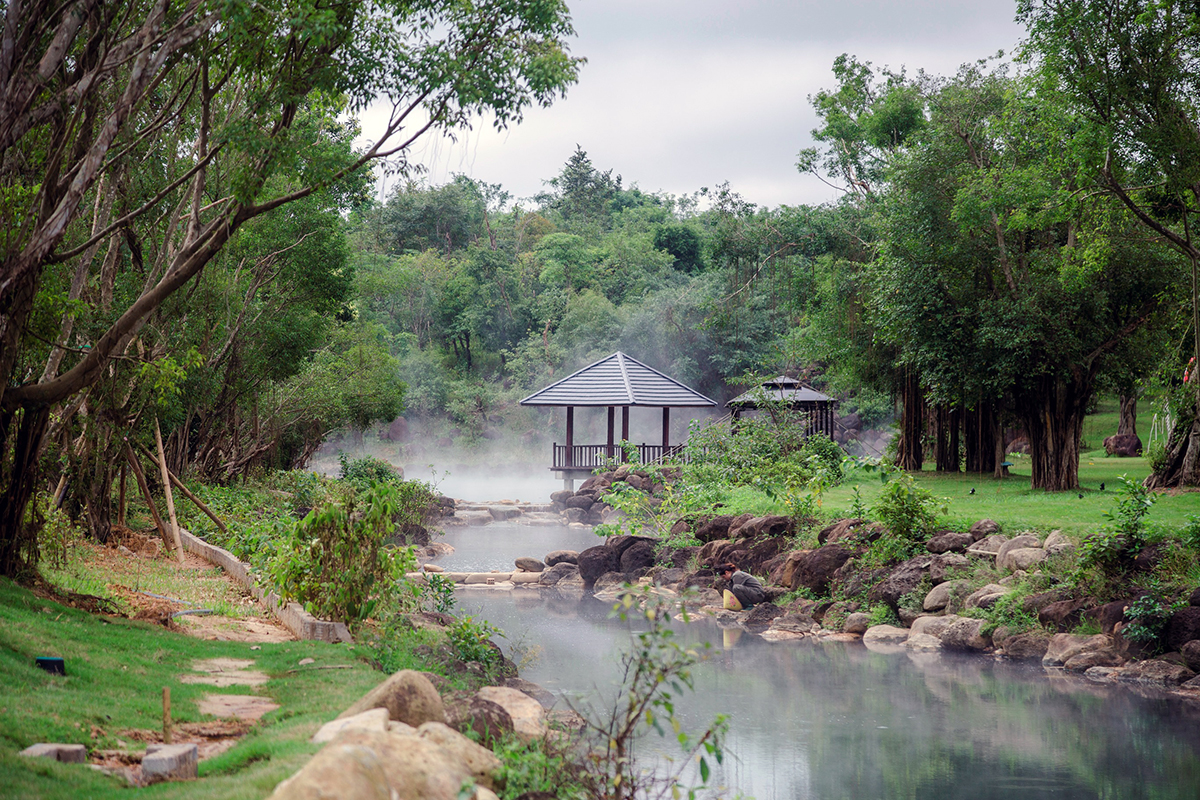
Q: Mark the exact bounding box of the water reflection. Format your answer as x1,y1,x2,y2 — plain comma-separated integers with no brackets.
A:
461,590,1200,800
433,522,601,573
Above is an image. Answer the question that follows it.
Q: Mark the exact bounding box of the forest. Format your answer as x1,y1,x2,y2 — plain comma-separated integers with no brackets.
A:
6,0,1200,579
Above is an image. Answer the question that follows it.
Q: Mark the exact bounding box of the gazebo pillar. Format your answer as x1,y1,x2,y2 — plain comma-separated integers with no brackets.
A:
564,406,575,491
607,406,615,460
662,407,670,454
621,407,630,462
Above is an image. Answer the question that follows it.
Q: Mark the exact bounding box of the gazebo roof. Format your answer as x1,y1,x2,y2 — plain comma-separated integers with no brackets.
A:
727,376,832,408
519,352,717,408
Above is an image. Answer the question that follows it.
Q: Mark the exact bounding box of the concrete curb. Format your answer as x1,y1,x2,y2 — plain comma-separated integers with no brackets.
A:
178,528,352,643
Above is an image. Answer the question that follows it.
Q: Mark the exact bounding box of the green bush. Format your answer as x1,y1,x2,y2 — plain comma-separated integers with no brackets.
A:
1078,475,1155,578
267,482,419,624
338,452,405,492
863,471,943,566
490,735,590,800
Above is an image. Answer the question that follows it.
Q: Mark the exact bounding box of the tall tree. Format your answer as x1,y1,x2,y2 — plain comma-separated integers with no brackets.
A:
0,0,581,577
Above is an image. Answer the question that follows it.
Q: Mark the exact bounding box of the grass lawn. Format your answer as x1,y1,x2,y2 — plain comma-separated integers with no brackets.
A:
0,578,383,800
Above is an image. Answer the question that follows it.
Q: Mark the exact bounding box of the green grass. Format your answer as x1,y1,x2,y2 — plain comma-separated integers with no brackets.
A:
0,578,386,799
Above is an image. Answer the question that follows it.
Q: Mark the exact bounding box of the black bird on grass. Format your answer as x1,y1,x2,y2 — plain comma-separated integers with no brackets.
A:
1099,482,1105,491
969,488,975,495
1078,493,1084,499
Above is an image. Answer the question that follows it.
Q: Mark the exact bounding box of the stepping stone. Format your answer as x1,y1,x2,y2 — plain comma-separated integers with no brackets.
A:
19,743,87,763
198,694,279,720
142,743,198,782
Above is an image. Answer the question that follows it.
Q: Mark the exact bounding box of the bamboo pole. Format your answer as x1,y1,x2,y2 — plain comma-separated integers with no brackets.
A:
162,687,172,744
134,442,227,534
154,418,185,564
124,443,172,554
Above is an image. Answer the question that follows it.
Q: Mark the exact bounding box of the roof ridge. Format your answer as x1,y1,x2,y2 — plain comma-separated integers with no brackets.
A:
616,351,635,403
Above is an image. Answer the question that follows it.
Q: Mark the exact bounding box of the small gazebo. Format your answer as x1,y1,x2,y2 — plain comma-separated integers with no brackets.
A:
726,376,836,438
520,352,717,488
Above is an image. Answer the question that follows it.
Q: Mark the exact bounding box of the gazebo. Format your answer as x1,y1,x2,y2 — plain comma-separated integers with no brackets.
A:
726,376,836,438
520,352,717,488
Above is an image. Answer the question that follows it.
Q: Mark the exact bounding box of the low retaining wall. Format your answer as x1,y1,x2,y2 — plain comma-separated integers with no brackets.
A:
178,528,352,643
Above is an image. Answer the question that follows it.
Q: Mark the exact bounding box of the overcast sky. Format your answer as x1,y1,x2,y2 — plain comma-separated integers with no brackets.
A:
359,1,1027,211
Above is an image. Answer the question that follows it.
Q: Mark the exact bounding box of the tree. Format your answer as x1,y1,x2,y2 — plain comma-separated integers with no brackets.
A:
1020,0,1200,487
0,0,581,577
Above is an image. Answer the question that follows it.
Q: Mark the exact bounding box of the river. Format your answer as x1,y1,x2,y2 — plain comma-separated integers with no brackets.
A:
435,522,1200,800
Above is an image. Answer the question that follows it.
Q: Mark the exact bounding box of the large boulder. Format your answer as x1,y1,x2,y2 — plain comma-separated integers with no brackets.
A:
1118,659,1195,686
476,686,547,743
868,555,938,607
1038,599,1089,631
1165,607,1200,651
995,534,1041,569
577,545,620,590
926,532,973,554
940,617,991,651
862,625,909,648
544,550,578,566
339,670,445,727
268,735,394,800
564,495,594,510
966,534,1009,558
817,518,879,545
1000,631,1052,661
923,580,971,612
1180,640,1200,672
742,604,785,633
1042,634,1116,667
787,544,853,594
448,697,513,743
619,540,657,573
695,515,737,543
998,547,1047,572
514,557,544,573
729,515,792,539
608,535,657,557
1103,433,1143,457
969,519,1001,541
964,584,1012,610
538,562,580,586
417,723,502,789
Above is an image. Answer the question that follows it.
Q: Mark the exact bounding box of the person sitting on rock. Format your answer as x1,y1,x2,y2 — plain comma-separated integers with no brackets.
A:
720,562,765,610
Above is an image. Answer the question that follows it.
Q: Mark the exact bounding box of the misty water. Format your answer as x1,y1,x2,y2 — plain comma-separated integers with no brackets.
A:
436,524,1200,800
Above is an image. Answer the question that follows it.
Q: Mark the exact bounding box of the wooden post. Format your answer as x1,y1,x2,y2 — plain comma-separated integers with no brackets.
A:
662,407,670,453
565,407,575,467
606,406,615,460
162,687,172,744
135,442,226,534
154,418,185,564
118,463,127,527
124,443,172,553
621,407,630,462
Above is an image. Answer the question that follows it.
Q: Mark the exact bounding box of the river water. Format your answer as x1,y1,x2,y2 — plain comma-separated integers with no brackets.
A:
435,523,1200,800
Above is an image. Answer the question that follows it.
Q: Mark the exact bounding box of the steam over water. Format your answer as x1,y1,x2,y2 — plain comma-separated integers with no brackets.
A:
431,520,1200,800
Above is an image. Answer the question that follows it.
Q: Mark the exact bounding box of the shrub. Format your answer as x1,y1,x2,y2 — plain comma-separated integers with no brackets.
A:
490,735,590,800
1078,475,1155,578
1122,594,1174,652
338,452,405,492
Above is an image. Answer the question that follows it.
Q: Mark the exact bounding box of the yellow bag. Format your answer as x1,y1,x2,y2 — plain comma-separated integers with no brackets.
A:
722,589,742,611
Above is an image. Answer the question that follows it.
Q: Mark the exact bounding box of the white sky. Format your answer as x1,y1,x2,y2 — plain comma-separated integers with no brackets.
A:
357,1,1026,211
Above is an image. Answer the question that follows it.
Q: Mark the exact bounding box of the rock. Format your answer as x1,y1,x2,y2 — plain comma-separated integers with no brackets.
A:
549,490,573,506
142,743,199,783
923,580,971,612
476,686,547,743
417,722,502,789
995,534,1041,567
817,518,878,545
695,515,737,542
1181,640,1200,672
607,535,657,557
1039,599,1090,631
843,612,871,634
450,697,514,743
619,540,657,573
543,550,578,566
729,515,792,539
384,416,410,442
1042,634,1115,667
1063,650,1123,671
969,519,1001,540
593,571,630,592
1189,587,1200,607
862,624,909,646
1103,433,1143,457
928,553,969,584
966,534,1009,557
1042,531,1074,556
940,617,991,651
788,545,853,594
1000,632,1052,661
504,677,556,709
539,562,580,585
1022,591,1065,614
19,743,87,763
1118,659,1196,686
1165,607,1200,651
313,708,391,744
769,613,819,634
333,729,468,800
564,495,594,510
514,557,545,573
577,545,620,590
743,604,785,632
339,670,445,727
998,547,1047,572
926,532,974,554
910,615,958,639
868,555,938,607
268,735,392,800
906,633,943,651
1092,600,1133,635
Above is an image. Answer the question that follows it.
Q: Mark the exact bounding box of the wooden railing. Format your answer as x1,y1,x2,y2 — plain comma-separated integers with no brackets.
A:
551,443,686,471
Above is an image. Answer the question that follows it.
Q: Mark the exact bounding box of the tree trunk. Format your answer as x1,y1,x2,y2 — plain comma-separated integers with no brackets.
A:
963,400,997,474
896,371,924,471
934,405,960,472
1017,370,1092,491
1118,393,1137,437
0,407,51,578
1144,402,1200,489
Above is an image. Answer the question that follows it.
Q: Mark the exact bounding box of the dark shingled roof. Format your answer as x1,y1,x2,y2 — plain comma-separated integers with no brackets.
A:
519,352,717,408
727,376,832,408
